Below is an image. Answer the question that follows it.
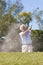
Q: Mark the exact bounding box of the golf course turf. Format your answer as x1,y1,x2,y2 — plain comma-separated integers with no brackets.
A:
0,52,43,65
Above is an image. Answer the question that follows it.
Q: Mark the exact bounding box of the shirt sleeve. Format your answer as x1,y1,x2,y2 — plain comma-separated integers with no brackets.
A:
19,33,22,39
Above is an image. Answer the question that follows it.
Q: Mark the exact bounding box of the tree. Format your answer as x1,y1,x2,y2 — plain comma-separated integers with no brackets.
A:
0,14,17,37
32,30,43,51
35,10,43,30
32,10,43,51
0,0,6,37
18,12,32,26
4,0,23,17
0,0,23,37
0,0,6,16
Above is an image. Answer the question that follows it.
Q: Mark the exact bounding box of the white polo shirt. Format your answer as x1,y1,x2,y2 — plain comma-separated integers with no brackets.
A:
19,31,32,45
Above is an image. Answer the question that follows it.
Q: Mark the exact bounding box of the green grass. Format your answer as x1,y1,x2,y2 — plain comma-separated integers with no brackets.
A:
0,52,43,65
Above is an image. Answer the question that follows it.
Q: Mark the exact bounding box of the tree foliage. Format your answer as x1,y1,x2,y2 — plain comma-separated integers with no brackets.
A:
0,0,6,16
4,0,23,16
0,0,23,37
18,12,32,26
35,10,43,30
32,30,43,51
0,14,17,37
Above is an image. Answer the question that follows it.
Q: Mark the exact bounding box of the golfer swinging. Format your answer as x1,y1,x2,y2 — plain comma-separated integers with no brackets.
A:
19,24,33,52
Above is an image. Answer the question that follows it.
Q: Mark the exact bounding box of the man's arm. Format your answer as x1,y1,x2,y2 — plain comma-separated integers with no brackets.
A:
22,28,30,36
22,26,32,36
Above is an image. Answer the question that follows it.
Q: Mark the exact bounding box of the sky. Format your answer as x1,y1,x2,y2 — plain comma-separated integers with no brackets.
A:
22,0,43,12
22,0,43,30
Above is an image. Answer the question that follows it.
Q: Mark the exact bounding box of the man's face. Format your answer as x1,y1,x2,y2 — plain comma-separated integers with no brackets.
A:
21,26,26,32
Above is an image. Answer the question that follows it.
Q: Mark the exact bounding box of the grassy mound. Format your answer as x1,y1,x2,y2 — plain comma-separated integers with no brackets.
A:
0,52,43,65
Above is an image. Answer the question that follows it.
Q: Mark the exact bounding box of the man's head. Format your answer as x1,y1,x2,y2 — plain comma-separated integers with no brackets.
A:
20,24,26,32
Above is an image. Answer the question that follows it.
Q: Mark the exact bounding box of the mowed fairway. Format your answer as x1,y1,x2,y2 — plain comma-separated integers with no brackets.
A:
0,52,43,65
